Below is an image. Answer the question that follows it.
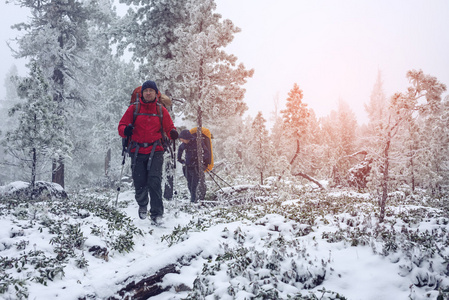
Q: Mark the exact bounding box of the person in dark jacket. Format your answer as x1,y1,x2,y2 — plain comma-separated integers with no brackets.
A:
177,130,210,202
118,80,178,223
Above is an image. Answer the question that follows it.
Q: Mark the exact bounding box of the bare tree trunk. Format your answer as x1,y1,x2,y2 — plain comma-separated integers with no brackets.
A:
409,143,416,192
52,158,65,188
195,51,207,201
196,107,206,201
51,36,65,188
31,147,37,189
290,139,300,165
105,149,111,176
379,133,391,223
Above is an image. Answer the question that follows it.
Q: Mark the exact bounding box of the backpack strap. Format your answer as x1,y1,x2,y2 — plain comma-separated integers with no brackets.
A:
131,100,168,151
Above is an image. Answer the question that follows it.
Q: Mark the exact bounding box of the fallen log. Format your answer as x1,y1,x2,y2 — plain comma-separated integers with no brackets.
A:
114,264,179,300
293,172,325,190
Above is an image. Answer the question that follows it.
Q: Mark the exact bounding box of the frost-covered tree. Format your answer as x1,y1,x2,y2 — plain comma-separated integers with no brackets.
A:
399,70,448,194
9,0,98,187
0,66,22,184
166,0,253,199
281,83,310,166
365,70,388,125
9,0,130,188
348,71,389,190
115,0,190,95
167,0,253,125
367,70,447,222
337,99,357,156
250,112,274,184
210,114,245,174
327,99,359,186
67,0,139,186
1,62,69,188
280,83,323,188
361,70,389,150
270,92,285,156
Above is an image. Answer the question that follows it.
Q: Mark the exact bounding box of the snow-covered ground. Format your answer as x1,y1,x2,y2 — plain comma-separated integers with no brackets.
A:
1,181,448,299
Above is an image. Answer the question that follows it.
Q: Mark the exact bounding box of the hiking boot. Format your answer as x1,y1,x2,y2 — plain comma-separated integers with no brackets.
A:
138,206,147,220
151,215,163,226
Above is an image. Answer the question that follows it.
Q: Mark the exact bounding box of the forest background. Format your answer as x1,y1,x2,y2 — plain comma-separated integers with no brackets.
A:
0,0,448,218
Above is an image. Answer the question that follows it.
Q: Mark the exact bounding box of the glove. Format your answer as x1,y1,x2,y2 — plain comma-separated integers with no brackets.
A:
178,159,185,164
170,129,179,140
124,124,134,137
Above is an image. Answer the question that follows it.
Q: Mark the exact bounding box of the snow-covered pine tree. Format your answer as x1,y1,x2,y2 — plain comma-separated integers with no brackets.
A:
350,71,389,189
10,0,97,187
1,62,69,188
319,111,341,183
361,69,389,156
0,66,22,184
270,93,284,157
365,70,388,126
210,114,245,175
166,0,253,199
281,83,310,165
367,69,447,222
399,70,447,194
115,0,190,95
336,99,358,156
168,0,253,124
250,112,274,185
115,0,194,198
330,99,359,186
67,0,139,186
280,83,323,188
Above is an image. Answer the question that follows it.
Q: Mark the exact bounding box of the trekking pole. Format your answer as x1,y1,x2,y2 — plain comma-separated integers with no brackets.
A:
172,139,178,203
208,170,236,190
115,136,129,207
206,170,225,193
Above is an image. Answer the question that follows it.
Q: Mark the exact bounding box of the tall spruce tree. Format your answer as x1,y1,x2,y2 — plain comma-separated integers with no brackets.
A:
167,0,253,125
10,0,95,187
250,112,273,185
331,99,358,185
167,0,253,199
67,0,139,186
280,83,323,188
281,83,310,167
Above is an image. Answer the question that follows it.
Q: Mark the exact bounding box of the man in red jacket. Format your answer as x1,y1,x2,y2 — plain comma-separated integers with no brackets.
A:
118,80,178,224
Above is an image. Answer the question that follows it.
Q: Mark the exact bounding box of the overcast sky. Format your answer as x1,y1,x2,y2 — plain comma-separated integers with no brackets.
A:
1,1,449,126
214,0,449,125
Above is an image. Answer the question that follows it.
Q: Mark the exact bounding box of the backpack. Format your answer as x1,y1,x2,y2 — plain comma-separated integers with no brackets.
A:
190,127,214,172
130,86,172,109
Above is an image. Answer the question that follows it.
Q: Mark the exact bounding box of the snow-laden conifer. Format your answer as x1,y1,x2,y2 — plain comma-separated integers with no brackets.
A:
9,0,102,187
2,62,70,188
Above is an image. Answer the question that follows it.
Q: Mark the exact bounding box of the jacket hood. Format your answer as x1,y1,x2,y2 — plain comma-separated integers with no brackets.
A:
179,130,195,140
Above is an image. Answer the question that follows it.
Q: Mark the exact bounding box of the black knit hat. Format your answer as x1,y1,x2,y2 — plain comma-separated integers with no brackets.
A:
179,130,195,140
141,80,159,95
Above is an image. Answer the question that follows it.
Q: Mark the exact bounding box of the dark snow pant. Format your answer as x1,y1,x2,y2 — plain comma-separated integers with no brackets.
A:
185,165,202,202
132,151,164,218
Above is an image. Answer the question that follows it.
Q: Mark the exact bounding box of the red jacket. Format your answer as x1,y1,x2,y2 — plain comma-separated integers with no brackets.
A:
118,98,176,154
